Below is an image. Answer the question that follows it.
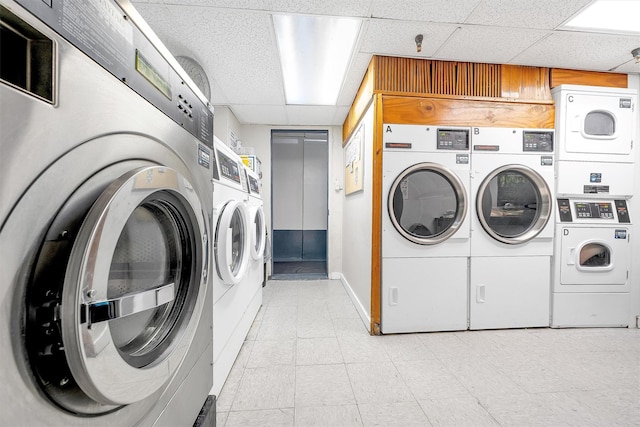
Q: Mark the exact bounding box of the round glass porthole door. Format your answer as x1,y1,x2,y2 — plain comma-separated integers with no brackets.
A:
388,162,467,245
476,165,551,244
249,205,266,260
578,242,612,269
215,200,249,285
25,166,208,414
584,110,616,138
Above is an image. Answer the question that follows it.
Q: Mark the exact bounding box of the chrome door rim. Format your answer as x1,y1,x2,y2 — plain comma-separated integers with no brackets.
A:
60,166,208,405
388,162,468,245
476,164,551,244
215,200,249,285
249,205,266,260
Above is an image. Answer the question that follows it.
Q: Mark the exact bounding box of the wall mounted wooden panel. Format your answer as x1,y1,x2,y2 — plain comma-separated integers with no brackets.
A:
343,60,376,144
501,64,551,101
550,68,628,88
382,96,555,129
370,93,383,335
374,56,503,98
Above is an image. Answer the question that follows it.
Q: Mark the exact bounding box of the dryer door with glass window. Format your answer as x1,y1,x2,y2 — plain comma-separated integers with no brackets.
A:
215,200,249,284
476,165,552,244
388,162,467,245
562,92,635,155
560,227,630,285
249,205,266,260
26,165,209,415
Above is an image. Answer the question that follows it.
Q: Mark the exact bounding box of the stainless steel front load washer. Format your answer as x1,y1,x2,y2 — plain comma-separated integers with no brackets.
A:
0,0,214,425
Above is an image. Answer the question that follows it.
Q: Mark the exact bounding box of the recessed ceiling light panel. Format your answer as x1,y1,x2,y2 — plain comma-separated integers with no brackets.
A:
562,0,640,34
274,14,362,105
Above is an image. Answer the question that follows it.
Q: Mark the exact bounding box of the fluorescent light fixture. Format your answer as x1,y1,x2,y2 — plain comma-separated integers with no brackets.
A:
563,0,640,34
273,14,361,105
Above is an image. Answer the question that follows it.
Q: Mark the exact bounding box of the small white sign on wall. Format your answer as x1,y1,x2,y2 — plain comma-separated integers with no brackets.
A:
344,123,364,195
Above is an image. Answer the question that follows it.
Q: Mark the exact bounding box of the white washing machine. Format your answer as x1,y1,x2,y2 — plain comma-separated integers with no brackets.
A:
381,124,471,333
552,84,638,197
470,127,555,330
0,0,214,425
212,137,251,303
551,199,632,327
211,138,261,396
245,165,267,288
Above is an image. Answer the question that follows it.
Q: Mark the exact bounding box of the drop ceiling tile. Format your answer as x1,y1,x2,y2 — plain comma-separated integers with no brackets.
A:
337,53,373,107
151,0,272,9
360,19,459,57
615,61,640,74
465,0,591,29
511,31,640,71
285,106,340,125
436,26,549,64
269,0,373,17
332,106,352,126
134,4,285,105
370,0,481,23
229,104,287,124
210,78,230,104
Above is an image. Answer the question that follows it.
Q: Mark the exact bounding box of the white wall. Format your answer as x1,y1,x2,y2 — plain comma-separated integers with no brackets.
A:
224,123,343,279
213,106,241,148
340,103,375,330
628,73,640,328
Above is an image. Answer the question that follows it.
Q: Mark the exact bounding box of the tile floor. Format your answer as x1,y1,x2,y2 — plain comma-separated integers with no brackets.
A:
215,280,640,426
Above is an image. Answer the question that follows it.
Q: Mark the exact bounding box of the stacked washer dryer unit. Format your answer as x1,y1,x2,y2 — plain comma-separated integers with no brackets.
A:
0,0,214,425
381,124,471,333
245,165,267,288
551,85,637,327
211,137,262,395
470,127,555,330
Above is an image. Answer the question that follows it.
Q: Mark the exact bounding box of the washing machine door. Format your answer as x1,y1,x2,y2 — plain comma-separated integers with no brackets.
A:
560,227,630,285
476,164,552,244
27,165,209,414
562,91,634,154
249,205,266,260
388,162,468,245
215,200,250,284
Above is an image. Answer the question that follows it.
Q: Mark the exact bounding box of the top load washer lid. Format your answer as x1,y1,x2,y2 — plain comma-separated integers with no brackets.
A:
388,162,468,245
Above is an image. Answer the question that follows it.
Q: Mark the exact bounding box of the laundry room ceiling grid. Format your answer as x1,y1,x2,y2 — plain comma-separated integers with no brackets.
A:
131,0,640,126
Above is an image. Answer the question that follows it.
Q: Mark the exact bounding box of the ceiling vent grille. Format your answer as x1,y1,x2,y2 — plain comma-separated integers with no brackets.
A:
375,56,501,98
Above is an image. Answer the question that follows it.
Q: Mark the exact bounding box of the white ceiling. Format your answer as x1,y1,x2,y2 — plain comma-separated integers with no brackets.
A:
130,0,640,126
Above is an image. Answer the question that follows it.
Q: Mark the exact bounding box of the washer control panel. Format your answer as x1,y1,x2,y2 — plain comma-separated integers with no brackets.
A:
557,199,630,223
575,202,614,219
437,129,469,150
523,131,554,152
217,150,241,184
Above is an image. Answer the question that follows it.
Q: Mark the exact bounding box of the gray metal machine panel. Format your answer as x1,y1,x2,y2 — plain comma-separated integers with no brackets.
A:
15,0,214,147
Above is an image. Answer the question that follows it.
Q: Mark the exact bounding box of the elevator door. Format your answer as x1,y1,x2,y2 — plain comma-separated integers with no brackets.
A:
271,130,328,278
